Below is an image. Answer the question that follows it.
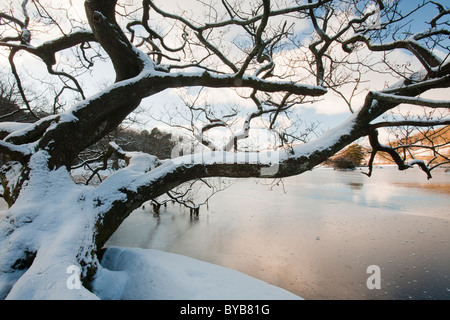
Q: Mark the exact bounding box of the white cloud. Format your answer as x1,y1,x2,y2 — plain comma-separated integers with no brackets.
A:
308,93,353,115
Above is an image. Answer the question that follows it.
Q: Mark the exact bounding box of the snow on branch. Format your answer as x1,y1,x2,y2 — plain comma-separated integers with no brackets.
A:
0,122,30,139
145,71,328,97
372,92,450,109
371,119,450,129
0,139,31,162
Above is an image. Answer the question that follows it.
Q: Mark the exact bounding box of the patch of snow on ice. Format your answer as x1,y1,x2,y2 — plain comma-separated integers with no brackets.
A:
93,247,302,300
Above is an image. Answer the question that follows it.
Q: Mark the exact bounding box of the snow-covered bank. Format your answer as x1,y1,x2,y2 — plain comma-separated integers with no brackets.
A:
92,246,302,300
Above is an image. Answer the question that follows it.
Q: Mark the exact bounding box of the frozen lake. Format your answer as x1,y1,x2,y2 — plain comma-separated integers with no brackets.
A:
106,166,450,300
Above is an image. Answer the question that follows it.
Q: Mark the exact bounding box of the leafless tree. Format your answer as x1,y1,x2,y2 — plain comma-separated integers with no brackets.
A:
0,0,448,298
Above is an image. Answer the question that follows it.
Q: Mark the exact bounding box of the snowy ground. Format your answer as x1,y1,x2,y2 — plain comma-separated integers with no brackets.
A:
92,246,302,300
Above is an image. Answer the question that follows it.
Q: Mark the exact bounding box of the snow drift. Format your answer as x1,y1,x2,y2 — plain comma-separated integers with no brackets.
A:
92,246,302,300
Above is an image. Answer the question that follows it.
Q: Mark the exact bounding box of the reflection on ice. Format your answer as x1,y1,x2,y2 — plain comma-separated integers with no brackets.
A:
106,166,450,300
